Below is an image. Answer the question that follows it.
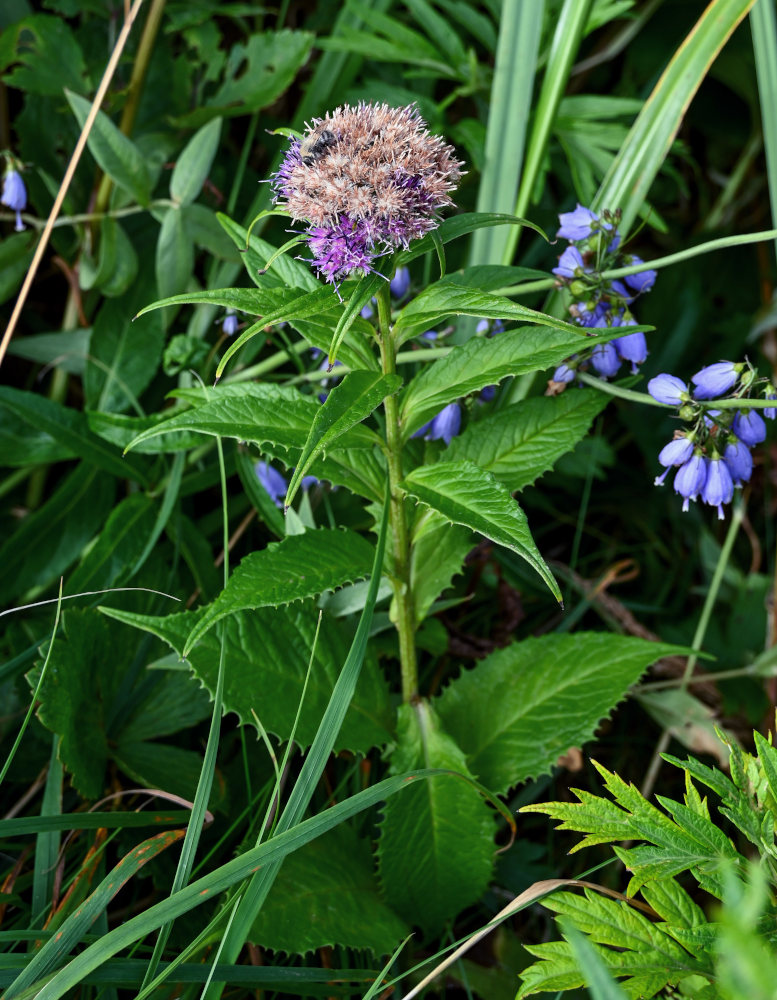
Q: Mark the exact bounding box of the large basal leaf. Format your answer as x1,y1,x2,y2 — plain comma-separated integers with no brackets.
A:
447,391,608,492
249,824,409,955
101,604,394,753
378,700,494,935
0,463,114,606
66,493,157,594
170,118,222,205
400,325,621,438
401,459,560,602
410,509,474,623
393,278,582,345
30,609,211,800
65,90,151,206
124,384,377,455
285,371,402,507
436,633,690,794
182,529,377,655
0,386,149,483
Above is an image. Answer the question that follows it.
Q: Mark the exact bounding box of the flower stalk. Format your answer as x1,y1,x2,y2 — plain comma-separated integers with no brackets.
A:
376,282,418,702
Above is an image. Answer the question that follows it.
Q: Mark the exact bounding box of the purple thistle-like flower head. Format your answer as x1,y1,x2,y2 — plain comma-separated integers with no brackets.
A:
723,439,753,486
552,245,586,280
590,341,621,378
673,453,707,512
623,255,657,293
764,390,776,420
272,103,462,284
222,310,239,336
691,360,742,400
390,265,410,299
556,203,598,241
255,461,288,508
701,456,734,520
2,168,27,232
732,408,767,446
648,373,689,406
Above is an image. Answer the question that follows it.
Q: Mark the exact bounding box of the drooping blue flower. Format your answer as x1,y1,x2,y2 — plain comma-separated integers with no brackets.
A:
413,402,461,444
648,373,689,406
553,363,576,383
556,204,598,241
701,456,734,520
590,342,621,378
691,361,742,400
609,278,634,304
222,310,239,336
390,265,411,299
673,453,707,512
421,329,437,341
658,435,694,468
765,390,777,419
613,328,647,374
2,168,26,232
732,408,766,446
575,301,608,327
360,301,374,319
552,245,587,279
476,318,490,335
255,461,288,508
301,474,320,491
623,255,657,293
723,439,753,486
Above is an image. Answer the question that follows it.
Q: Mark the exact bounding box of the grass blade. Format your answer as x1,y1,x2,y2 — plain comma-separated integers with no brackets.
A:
751,0,777,262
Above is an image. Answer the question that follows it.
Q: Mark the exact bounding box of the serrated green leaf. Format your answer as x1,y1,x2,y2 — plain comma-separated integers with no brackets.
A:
378,700,494,934
401,459,560,601
409,509,473,622
0,386,149,483
393,279,582,345
249,825,409,955
396,211,549,266
439,634,688,793
170,118,222,205
100,604,393,753
400,326,620,438
65,90,151,205
447,391,608,491
86,410,202,454
285,371,401,508
639,878,706,932
217,213,318,291
0,463,114,606
124,383,376,455
560,919,630,1000
183,529,376,655
66,493,156,594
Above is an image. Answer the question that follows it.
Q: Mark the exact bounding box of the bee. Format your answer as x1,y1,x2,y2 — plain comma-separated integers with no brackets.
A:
298,127,337,166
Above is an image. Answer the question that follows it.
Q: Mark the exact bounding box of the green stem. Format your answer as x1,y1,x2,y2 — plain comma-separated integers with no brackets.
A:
376,284,418,702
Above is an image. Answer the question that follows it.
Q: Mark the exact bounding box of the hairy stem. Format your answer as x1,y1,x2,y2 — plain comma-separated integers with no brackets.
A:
377,284,418,701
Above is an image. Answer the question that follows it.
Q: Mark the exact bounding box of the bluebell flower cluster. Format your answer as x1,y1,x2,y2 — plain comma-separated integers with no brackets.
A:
649,361,774,518
550,204,656,384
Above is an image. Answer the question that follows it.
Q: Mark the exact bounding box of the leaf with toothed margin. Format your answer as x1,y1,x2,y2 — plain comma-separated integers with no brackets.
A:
401,459,560,603
100,603,394,753
123,384,378,455
182,529,376,656
436,634,690,794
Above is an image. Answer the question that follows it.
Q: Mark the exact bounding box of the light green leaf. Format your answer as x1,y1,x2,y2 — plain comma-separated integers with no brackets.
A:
217,212,319,291
327,271,384,364
447,391,608,491
156,207,194,309
378,700,494,934
559,920,630,1000
101,603,394,753
249,825,409,955
438,634,690,793
393,279,582,345
81,217,138,298
124,383,377,454
170,118,222,205
401,459,560,602
409,510,473,623
396,211,549,266
400,325,619,438
593,0,757,234
65,89,151,205
182,528,376,655
285,371,401,508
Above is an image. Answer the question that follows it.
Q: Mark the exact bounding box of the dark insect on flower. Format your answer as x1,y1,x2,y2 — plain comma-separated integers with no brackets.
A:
272,103,463,285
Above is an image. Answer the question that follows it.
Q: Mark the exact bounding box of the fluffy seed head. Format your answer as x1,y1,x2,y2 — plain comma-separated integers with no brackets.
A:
272,102,463,284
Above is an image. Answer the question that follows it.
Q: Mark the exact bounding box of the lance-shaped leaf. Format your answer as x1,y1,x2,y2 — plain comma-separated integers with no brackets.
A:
285,371,401,508
401,459,560,602
395,211,549,265
124,384,378,455
393,279,582,345
183,529,375,655
400,325,625,439
327,271,384,364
